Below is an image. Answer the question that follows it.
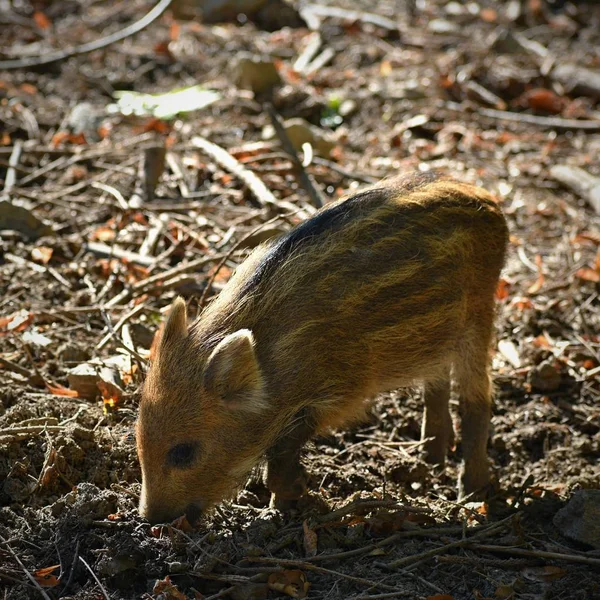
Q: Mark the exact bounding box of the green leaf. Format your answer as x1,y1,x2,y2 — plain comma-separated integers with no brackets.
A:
109,85,221,119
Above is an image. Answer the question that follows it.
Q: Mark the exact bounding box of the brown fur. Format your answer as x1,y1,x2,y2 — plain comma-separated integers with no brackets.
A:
137,171,509,524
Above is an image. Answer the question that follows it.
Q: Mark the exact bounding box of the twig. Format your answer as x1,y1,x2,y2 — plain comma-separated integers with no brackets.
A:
265,103,327,209
315,498,430,524
245,557,411,594
100,310,147,364
79,557,109,600
198,211,298,309
477,107,600,131
0,356,34,379
0,535,52,600
386,513,518,568
96,303,147,350
191,135,290,210
0,0,173,70
306,526,468,563
1,140,23,200
469,543,600,567
105,252,230,308
59,539,81,597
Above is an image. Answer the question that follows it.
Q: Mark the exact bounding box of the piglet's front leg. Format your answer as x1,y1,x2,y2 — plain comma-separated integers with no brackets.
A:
265,410,315,509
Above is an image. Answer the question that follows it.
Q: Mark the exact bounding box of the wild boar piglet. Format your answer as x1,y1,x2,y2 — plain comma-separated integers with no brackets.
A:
136,171,509,524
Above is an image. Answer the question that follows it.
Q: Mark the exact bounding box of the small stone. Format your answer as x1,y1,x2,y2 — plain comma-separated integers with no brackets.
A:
528,360,561,392
553,490,600,549
58,343,89,363
262,118,335,157
233,53,281,95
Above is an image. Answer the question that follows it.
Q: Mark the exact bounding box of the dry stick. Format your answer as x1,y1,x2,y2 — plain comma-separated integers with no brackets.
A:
0,535,52,600
96,302,147,350
0,0,173,69
468,544,600,567
477,107,600,131
315,498,430,525
1,140,23,199
191,136,278,208
198,211,298,309
265,103,327,209
0,356,34,379
79,557,109,600
386,513,517,569
306,525,467,564
245,557,410,595
104,252,229,308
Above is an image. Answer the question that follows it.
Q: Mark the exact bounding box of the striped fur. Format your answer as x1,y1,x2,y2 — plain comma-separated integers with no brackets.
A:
137,171,509,523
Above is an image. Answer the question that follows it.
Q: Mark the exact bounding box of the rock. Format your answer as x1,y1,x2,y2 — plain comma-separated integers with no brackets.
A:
550,165,600,215
528,360,561,392
552,63,600,100
262,118,336,158
0,201,53,240
553,490,600,549
198,0,267,21
67,362,124,400
58,342,89,363
233,53,281,95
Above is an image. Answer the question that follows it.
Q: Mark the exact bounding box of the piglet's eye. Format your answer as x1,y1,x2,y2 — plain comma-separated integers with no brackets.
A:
167,442,199,468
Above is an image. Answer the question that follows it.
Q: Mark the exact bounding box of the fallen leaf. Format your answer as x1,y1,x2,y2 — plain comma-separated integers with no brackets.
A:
45,381,79,397
268,570,310,598
380,60,392,76
0,310,34,335
498,339,521,368
153,576,187,599
516,88,566,114
495,278,511,300
480,8,497,22
575,268,600,283
302,520,318,557
34,565,60,587
426,595,455,600
31,246,53,264
33,11,51,29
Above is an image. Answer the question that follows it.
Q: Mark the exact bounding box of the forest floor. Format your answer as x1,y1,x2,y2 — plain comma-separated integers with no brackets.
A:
1,0,599,598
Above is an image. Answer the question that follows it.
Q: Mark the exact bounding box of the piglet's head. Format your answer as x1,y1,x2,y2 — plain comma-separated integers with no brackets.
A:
136,297,268,524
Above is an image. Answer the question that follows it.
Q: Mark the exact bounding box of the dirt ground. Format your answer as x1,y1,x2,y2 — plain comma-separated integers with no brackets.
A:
1,0,600,598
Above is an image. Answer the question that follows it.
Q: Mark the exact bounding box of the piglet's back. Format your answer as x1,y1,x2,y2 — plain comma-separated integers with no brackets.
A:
192,172,508,416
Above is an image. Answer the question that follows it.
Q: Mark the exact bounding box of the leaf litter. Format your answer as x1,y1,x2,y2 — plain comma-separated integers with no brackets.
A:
1,0,599,599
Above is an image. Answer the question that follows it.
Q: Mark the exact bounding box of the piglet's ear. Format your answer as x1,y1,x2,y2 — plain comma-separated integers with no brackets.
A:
158,297,188,351
203,330,265,412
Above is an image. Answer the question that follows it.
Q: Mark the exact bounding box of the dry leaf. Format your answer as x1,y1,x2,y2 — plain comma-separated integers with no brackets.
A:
33,11,51,29
153,576,187,599
0,310,34,335
517,88,565,114
45,381,79,397
495,278,511,300
34,565,60,587
302,520,318,557
380,60,392,76
575,268,600,283
480,8,497,22
268,570,310,598
31,246,53,264
426,595,455,600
